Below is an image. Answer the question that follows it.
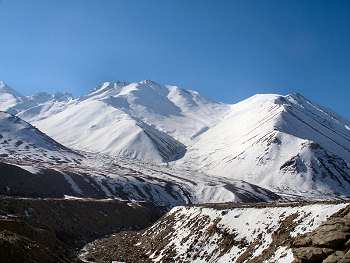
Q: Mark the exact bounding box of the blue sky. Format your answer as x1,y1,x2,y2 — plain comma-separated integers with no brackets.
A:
0,0,349,119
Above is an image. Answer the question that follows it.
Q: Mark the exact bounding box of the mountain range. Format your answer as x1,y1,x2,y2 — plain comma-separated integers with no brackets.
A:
1,79,350,200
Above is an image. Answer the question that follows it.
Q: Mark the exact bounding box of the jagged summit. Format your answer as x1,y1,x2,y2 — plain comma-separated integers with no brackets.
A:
27,92,52,103
53,91,74,102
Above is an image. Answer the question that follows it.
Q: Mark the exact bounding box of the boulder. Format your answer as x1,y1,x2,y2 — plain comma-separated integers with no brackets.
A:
292,247,331,262
312,231,350,248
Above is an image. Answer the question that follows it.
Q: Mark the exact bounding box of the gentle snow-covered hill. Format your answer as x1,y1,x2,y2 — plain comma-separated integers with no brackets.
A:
178,93,350,198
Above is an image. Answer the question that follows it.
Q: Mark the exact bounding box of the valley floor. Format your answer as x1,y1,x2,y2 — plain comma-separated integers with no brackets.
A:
0,195,164,263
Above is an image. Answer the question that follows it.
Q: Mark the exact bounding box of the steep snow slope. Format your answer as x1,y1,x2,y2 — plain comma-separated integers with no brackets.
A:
178,93,350,198
33,99,185,162
0,111,82,164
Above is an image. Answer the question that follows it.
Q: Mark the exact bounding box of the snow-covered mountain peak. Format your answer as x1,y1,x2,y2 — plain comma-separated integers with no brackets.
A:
24,90,74,104
27,92,52,103
0,81,12,91
177,92,350,198
0,82,76,119
131,79,172,98
0,81,25,99
229,93,279,109
0,82,30,114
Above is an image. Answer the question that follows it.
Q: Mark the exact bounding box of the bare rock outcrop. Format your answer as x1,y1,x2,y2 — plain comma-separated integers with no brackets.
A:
292,205,350,263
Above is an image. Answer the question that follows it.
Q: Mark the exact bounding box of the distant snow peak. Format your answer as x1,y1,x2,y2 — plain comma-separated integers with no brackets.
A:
0,81,25,99
114,80,129,87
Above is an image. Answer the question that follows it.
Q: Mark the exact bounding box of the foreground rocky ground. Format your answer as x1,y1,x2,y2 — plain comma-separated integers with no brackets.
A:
82,201,350,263
1,195,349,263
0,196,164,263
